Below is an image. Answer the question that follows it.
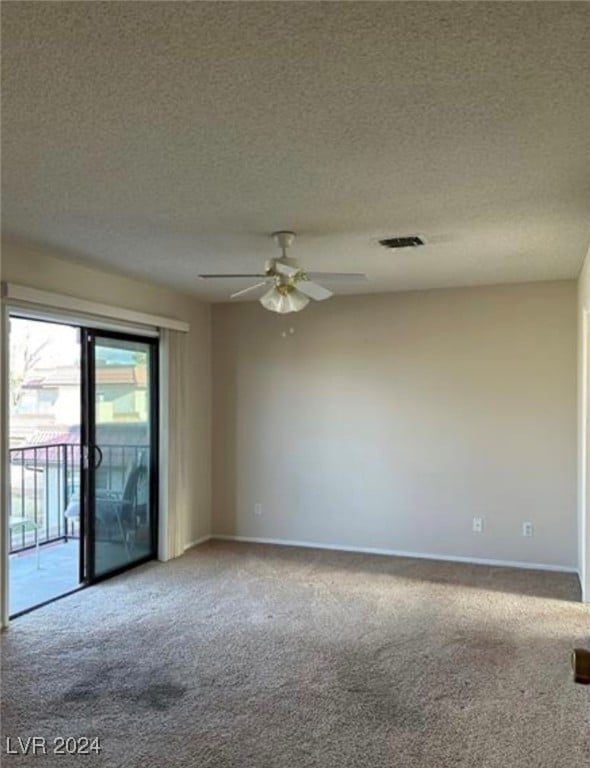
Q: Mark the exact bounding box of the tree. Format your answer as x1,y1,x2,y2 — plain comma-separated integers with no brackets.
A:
9,320,51,409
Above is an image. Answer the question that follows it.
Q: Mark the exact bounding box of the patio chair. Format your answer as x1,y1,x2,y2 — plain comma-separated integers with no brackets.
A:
63,464,148,557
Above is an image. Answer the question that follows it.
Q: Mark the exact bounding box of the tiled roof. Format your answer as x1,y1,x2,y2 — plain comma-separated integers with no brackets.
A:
11,422,150,464
22,365,147,388
26,427,72,446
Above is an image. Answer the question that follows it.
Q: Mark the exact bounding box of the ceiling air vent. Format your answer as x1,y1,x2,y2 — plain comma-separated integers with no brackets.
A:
379,235,425,249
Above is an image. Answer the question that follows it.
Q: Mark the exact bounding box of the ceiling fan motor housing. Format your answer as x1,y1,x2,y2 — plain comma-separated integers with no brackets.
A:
267,232,301,284
265,257,302,280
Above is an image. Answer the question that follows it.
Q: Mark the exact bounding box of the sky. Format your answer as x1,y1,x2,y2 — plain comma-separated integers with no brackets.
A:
9,318,137,367
10,317,80,367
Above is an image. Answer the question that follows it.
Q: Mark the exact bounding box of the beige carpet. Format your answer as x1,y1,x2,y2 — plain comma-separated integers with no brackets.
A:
1,540,589,767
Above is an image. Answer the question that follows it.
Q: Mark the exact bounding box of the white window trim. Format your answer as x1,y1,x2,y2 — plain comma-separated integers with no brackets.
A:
2,283,189,334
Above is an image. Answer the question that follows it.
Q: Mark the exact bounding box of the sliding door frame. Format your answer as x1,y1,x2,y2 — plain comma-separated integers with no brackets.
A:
0,311,162,625
0,288,185,627
4,313,88,620
82,327,160,585
1,304,10,627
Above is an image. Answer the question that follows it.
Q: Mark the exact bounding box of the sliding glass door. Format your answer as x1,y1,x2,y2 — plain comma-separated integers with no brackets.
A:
8,317,159,617
83,331,158,581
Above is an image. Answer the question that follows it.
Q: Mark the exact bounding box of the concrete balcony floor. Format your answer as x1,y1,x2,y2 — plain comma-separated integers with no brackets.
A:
9,540,80,616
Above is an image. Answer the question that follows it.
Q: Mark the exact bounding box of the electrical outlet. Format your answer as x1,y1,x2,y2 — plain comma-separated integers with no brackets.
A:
522,522,534,537
472,517,483,533
254,503,262,517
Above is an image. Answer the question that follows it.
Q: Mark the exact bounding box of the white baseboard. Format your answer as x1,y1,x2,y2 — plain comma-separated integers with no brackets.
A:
210,534,578,574
184,534,212,551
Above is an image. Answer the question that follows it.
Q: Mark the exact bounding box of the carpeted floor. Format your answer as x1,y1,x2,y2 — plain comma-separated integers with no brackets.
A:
1,540,589,767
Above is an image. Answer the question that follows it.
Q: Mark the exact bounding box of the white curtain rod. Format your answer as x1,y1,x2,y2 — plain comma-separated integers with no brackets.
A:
1,283,190,333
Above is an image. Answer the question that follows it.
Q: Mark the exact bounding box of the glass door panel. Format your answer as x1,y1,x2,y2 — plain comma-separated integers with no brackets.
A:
86,333,157,580
8,316,82,616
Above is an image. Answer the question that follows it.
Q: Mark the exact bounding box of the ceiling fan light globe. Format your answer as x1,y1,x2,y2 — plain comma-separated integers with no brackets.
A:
283,289,310,313
260,286,309,314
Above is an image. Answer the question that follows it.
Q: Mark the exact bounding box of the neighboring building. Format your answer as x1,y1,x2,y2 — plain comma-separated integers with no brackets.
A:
11,363,148,449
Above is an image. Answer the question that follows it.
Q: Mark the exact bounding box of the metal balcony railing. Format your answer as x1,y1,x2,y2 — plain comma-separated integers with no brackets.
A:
9,443,78,554
9,442,148,555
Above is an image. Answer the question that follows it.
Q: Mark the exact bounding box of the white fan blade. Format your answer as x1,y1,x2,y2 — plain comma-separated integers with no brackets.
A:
306,272,367,282
274,261,299,278
199,273,266,279
230,281,269,299
297,280,333,301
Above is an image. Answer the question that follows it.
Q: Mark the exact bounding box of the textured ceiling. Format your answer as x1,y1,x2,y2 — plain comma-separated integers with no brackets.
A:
2,1,590,301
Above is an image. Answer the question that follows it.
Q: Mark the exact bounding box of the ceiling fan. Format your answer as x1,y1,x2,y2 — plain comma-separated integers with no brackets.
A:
198,231,367,313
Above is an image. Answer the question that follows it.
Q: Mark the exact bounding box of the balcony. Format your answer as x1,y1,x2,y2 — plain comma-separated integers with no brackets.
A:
9,442,147,616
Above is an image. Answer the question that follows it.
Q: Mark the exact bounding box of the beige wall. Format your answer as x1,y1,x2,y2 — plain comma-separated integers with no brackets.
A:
577,248,590,599
1,239,212,545
1,240,580,576
212,281,577,570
